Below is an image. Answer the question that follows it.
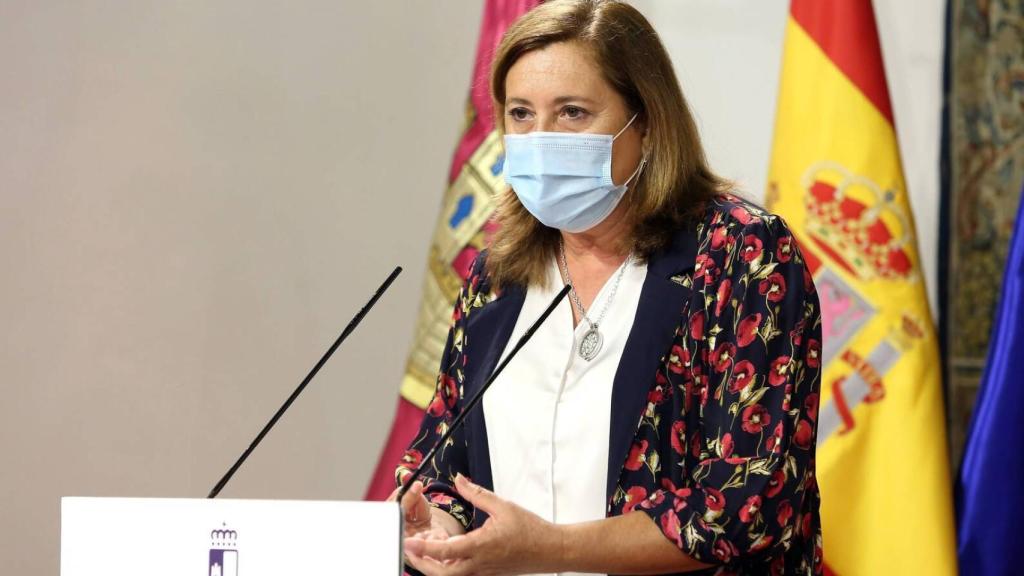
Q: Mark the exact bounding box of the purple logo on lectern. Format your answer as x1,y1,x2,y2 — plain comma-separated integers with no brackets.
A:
209,523,238,576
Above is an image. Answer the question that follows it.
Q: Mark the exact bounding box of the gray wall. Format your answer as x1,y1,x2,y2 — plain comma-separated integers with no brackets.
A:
0,1,942,573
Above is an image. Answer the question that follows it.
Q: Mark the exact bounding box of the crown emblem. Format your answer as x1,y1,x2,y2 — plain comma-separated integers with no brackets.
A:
210,523,238,550
801,162,914,281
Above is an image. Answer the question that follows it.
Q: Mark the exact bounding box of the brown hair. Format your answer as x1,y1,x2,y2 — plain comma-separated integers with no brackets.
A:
486,0,728,288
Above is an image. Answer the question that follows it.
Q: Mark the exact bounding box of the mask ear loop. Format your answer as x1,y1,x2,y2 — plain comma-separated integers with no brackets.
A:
624,153,648,187
612,113,640,141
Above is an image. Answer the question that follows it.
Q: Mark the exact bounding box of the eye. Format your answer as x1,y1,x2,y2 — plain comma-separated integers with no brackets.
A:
561,105,589,120
507,107,533,122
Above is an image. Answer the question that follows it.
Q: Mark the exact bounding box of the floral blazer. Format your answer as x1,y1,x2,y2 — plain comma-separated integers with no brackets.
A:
397,195,824,575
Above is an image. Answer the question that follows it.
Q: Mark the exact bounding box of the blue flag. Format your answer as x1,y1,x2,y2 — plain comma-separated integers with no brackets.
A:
957,183,1024,576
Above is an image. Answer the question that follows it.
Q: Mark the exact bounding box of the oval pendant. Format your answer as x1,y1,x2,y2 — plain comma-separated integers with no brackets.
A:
578,325,603,361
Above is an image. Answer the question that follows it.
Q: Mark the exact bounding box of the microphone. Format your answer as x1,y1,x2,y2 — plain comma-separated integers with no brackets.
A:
396,283,571,502
208,265,403,499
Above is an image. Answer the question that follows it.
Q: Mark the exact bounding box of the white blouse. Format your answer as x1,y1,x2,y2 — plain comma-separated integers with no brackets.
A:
483,256,648,576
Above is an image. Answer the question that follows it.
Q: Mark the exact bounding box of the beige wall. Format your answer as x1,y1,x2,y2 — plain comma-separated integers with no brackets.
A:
0,2,482,573
0,1,943,574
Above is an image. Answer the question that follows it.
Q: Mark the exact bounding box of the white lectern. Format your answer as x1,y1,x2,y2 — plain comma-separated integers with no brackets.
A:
61,497,402,576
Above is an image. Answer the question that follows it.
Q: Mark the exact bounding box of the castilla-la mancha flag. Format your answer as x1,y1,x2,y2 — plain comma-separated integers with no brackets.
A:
364,0,540,501
766,1,957,574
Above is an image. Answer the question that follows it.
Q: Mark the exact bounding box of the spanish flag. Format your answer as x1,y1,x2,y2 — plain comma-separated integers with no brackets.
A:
766,1,957,574
364,0,540,501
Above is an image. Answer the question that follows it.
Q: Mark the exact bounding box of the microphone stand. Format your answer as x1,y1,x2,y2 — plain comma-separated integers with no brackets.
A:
396,284,571,502
208,266,403,498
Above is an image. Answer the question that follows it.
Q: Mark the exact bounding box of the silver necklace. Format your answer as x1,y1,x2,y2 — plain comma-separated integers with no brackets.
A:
559,240,631,361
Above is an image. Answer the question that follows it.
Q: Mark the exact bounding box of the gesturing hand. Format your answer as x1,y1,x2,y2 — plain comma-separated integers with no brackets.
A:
387,480,453,543
403,474,563,576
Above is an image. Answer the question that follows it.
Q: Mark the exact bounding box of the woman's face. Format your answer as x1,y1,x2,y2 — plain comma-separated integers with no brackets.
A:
503,41,645,187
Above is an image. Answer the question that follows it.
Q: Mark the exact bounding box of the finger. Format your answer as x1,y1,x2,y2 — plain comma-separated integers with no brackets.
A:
399,481,422,511
400,482,427,518
454,473,500,514
405,534,474,562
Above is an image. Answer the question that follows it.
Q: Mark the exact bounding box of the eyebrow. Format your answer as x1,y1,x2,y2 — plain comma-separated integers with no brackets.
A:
506,95,599,107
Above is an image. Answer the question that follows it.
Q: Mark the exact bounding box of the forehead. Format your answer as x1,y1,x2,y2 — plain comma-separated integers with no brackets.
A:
504,41,614,102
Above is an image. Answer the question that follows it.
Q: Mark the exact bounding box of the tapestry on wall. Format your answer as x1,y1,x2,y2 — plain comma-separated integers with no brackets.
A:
942,0,1024,462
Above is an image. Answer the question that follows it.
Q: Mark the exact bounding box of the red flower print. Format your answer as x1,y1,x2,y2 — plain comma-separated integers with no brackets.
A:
623,486,648,513
731,205,754,225
427,395,447,417
704,487,726,511
777,235,793,263
804,392,819,422
777,499,793,527
429,493,454,506
766,421,784,453
661,478,693,503
741,234,764,263
739,495,762,523
802,512,813,539
427,374,459,416
759,272,787,302
742,404,771,434
695,254,717,283
442,375,459,406
750,534,775,553
711,225,730,250
806,338,821,368
721,432,735,458
716,279,732,315
691,433,702,458
713,342,737,373
713,538,739,563
794,419,814,450
647,385,666,405
769,356,791,386
690,312,705,340
400,449,423,470
729,360,756,393
671,420,686,455
737,313,762,347
625,440,649,471
661,510,683,548
766,469,786,498
639,489,666,510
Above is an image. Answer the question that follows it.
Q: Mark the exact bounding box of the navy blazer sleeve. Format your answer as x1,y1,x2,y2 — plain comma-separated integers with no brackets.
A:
395,255,487,531
626,207,823,572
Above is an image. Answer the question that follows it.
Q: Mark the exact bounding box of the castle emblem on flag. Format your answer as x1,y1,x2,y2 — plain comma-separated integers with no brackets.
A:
785,162,929,442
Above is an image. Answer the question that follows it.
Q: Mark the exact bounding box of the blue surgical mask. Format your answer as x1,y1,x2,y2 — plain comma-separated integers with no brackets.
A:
502,113,646,233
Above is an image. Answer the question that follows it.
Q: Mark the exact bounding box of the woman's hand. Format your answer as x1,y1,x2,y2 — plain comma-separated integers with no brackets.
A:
387,481,460,542
403,474,563,576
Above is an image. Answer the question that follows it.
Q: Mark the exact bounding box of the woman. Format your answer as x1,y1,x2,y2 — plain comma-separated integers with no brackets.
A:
394,1,823,574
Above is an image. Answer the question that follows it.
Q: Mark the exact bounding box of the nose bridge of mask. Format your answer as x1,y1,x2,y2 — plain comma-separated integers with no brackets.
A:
503,132,613,180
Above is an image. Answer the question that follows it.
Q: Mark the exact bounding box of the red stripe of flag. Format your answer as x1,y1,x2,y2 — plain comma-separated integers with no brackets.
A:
790,0,894,125
448,0,540,182
365,0,541,502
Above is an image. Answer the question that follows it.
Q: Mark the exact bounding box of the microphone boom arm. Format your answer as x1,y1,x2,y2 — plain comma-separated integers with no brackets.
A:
396,284,570,503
